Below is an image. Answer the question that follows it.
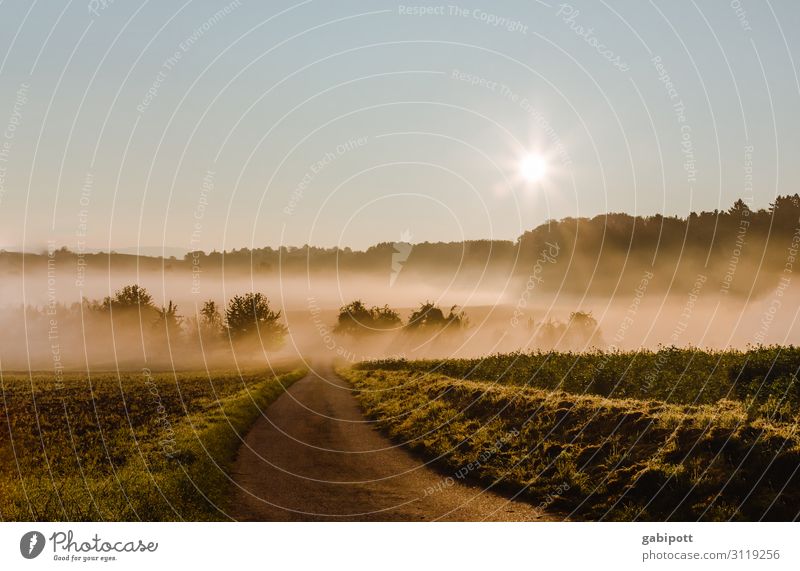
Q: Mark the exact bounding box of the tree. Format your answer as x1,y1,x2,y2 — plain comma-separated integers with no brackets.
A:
534,311,602,349
224,292,286,348
566,311,602,347
199,300,223,335
102,284,154,311
155,300,182,339
333,300,402,335
728,198,751,216
333,300,372,335
371,305,402,329
535,318,564,349
404,302,467,332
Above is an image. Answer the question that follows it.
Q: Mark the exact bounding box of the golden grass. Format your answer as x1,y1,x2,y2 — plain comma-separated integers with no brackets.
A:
340,367,800,521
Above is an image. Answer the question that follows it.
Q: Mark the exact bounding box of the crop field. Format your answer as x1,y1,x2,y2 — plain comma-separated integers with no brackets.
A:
342,347,800,521
0,366,305,521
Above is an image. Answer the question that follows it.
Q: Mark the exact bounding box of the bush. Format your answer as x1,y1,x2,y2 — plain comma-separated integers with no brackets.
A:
333,300,401,336
224,292,286,348
101,284,154,311
404,301,467,333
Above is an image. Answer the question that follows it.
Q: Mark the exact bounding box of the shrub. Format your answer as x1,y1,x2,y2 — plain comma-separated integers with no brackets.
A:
333,300,402,335
102,284,154,311
224,292,286,348
404,301,467,333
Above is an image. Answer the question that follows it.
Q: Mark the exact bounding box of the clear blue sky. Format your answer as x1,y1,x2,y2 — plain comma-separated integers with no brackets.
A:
0,0,798,252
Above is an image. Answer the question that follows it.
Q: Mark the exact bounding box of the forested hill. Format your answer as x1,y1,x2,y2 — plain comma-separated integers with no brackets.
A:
4,195,799,298
514,195,800,297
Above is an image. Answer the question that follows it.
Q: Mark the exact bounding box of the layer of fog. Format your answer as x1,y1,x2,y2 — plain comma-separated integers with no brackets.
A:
2,258,799,371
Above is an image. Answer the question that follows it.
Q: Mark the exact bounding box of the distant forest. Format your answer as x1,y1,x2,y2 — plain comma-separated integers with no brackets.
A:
4,195,800,297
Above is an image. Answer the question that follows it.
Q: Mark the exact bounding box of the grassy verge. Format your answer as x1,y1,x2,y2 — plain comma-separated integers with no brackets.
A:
339,366,800,521
358,347,800,418
0,367,305,521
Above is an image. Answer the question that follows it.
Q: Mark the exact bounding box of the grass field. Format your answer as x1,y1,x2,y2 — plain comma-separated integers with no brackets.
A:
342,348,800,521
0,366,305,521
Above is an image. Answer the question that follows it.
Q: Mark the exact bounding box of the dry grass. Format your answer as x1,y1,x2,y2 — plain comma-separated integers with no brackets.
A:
340,366,800,521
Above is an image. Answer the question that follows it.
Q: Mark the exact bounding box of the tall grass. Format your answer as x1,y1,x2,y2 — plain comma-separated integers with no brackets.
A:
343,351,800,521
355,346,800,420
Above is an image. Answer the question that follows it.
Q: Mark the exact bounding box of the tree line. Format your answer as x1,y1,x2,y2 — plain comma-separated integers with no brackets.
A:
332,299,604,350
81,287,602,349
81,284,288,349
0,280,608,370
9,196,800,297
332,299,468,336
82,289,473,344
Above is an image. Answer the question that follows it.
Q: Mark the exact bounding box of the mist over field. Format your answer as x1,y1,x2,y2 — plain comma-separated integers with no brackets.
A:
4,0,800,534
3,198,800,369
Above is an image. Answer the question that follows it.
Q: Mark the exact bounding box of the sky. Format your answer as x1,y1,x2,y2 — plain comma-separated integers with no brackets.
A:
0,0,798,253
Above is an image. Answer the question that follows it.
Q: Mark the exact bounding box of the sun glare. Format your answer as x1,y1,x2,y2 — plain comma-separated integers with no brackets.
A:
519,153,548,183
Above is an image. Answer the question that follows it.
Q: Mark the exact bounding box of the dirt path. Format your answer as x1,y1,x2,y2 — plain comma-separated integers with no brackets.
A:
229,364,556,521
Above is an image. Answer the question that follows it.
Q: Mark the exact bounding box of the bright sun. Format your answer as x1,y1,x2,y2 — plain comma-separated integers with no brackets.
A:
519,153,548,183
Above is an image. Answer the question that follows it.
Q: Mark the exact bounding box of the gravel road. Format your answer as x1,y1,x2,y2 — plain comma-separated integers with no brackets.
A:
229,364,555,521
